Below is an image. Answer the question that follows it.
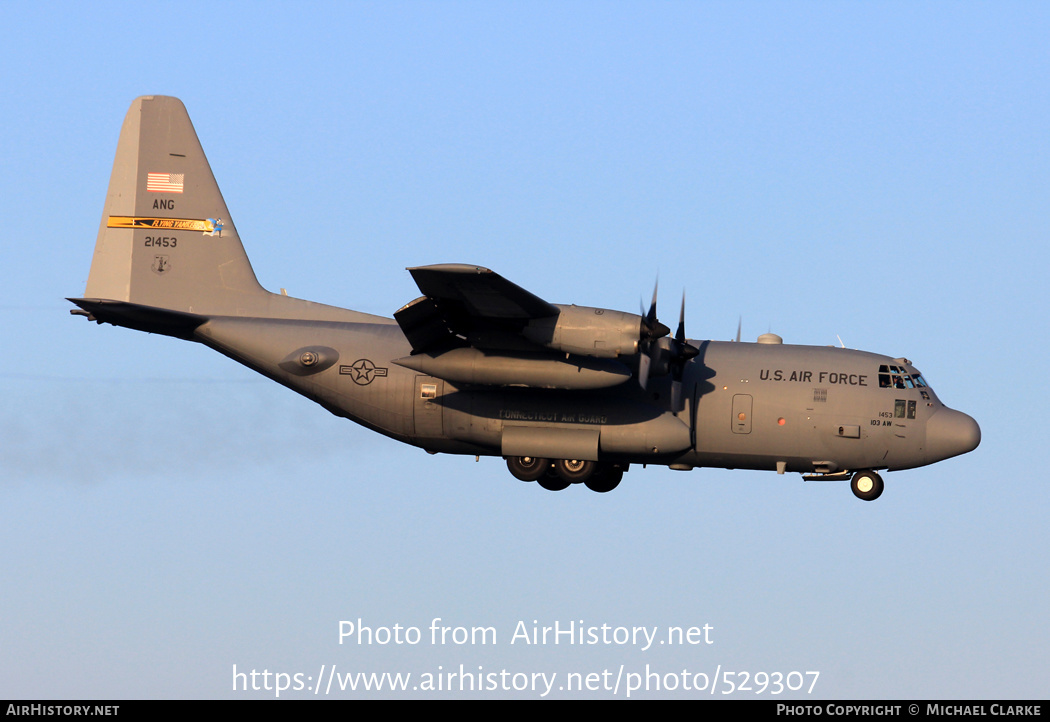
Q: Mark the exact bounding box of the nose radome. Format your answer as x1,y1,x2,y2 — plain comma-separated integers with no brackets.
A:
926,408,981,463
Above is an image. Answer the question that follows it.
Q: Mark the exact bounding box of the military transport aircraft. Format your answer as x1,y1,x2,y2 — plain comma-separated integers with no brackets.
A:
70,96,980,501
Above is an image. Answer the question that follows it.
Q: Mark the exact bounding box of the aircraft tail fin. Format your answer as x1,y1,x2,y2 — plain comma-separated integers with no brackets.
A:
81,96,267,316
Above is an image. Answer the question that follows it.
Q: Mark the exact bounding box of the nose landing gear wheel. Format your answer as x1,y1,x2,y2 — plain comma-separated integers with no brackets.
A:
851,470,884,501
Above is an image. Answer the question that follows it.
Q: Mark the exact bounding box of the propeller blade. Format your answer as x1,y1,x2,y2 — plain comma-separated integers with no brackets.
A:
639,280,669,341
675,293,685,343
647,280,659,326
671,378,682,413
672,289,697,409
637,352,651,390
672,291,699,370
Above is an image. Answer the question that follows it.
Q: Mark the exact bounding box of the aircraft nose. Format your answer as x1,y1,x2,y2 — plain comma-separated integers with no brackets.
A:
926,408,981,463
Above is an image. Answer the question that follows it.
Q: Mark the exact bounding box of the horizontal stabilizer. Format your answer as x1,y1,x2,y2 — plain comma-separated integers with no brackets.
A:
68,298,207,340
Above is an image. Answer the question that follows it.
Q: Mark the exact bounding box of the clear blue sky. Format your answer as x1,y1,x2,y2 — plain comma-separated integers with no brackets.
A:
1,1,1046,699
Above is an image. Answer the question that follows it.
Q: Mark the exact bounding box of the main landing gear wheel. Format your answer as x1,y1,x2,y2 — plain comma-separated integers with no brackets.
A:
537,468,571,491
851,470,884,501
507,456,550,482
554,458,596,484
585,465,623,493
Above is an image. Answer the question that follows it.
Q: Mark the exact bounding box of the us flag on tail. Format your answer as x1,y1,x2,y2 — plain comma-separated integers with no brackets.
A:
146,172,184,193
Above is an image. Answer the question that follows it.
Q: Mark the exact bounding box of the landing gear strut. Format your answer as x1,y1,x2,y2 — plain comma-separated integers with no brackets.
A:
851,470,884,501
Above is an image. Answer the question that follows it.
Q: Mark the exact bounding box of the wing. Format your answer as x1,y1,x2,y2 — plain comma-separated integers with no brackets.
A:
395,264,559,353
393,264,651,390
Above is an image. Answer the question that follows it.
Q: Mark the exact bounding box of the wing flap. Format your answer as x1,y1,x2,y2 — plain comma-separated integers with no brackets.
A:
393,296,457,352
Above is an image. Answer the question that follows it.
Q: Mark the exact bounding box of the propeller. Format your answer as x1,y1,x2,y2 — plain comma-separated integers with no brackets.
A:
668,292,700,410
639,281,670,347
637,280,669,391
635,283,700,413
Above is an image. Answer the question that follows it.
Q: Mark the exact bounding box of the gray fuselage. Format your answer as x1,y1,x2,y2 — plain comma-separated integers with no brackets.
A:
194,314,975,477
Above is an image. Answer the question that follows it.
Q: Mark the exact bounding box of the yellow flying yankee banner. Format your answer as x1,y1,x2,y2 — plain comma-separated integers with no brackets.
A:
107,216,221,234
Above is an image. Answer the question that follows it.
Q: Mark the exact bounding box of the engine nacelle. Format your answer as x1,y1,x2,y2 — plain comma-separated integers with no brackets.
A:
522,305,641,358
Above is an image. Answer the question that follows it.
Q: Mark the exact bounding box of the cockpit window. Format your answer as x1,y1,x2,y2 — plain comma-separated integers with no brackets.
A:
878,364,927,389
